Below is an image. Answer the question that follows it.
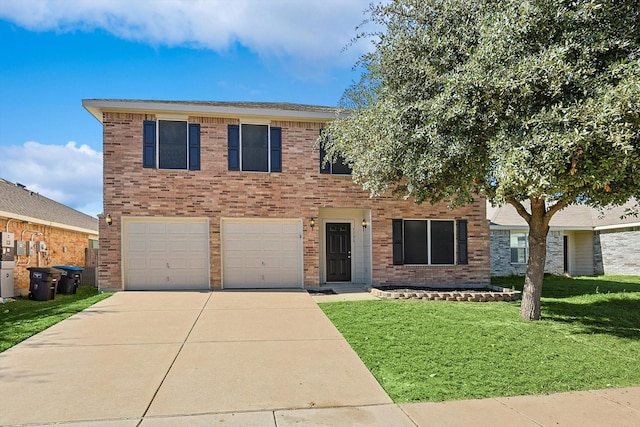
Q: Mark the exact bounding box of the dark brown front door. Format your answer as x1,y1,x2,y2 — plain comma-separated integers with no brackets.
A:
326,223,351,282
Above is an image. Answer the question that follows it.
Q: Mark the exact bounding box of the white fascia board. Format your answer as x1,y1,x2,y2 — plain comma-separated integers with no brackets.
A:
594,222,640,231
82,100,341,123
0,211,98,236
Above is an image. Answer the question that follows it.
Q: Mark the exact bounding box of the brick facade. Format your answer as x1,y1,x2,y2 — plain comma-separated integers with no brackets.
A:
99,108,490,290
0,218,95,296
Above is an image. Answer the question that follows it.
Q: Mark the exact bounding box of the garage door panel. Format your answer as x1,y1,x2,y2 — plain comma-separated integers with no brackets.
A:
124,218,209,290
222,219,302,289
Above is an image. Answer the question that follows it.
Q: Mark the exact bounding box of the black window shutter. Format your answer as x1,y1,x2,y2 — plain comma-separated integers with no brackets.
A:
142,120,156,168
188,123,201,171
228,124,240,171
392,219,404,265
457,219,468,265
270,127,282,172
319,129,330,174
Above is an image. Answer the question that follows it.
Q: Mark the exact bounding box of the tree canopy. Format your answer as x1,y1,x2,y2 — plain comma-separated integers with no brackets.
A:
323,0,640,319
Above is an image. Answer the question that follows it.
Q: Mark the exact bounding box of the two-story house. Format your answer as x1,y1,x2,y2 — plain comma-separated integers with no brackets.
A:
83,100,490,291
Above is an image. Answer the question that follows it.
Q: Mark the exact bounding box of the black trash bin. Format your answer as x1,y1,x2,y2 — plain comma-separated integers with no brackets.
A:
53,266,84,294
27,267,62,301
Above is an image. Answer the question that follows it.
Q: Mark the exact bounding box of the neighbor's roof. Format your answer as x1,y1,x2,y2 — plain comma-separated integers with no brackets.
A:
82,99,342,123
488,199,640,230
0,178,98,234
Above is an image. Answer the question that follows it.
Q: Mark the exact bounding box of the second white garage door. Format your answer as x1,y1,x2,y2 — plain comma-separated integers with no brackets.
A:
221,218,303,289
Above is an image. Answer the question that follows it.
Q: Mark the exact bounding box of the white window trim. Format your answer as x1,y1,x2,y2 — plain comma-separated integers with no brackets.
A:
509,231,528,264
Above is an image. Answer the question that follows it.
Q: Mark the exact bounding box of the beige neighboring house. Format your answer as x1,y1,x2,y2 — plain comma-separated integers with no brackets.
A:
0,178,99,296
488,200,640,276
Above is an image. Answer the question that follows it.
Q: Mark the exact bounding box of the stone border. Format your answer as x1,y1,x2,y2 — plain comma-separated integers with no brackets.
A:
370,286,522,302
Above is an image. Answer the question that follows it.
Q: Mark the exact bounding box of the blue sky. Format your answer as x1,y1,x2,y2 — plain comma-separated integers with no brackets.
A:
0,0,374,217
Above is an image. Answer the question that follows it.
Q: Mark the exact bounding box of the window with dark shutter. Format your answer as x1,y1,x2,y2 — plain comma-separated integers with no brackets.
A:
158,120,188,169
270,127,282,172
228,124,240,171
457,220,468,264
143,120,156,168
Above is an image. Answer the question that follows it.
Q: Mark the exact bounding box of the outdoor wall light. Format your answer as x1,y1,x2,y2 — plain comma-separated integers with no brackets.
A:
310,217,315,230
105,214,113,227
362,219,368,230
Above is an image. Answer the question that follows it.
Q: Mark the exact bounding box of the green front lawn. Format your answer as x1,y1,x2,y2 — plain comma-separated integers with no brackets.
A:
320,275,640,402
0,287,112,353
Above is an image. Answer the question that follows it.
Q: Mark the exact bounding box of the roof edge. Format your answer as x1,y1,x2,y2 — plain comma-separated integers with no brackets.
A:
0,211,98,236
82,99,344,123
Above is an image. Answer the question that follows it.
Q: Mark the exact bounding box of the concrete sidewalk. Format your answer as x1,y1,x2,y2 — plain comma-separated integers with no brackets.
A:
0,290,638,426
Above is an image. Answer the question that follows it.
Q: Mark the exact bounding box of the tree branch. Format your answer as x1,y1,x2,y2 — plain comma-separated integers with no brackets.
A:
507,198,531,224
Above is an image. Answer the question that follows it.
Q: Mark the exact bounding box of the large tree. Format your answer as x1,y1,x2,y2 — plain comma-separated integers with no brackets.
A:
323,0,640,320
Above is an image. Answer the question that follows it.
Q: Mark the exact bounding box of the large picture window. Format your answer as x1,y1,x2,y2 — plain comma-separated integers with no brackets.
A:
393,219,467,265
142,120,200,170
227,124,282,172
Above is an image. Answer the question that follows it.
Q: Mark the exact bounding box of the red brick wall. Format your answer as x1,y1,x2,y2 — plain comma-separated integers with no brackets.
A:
0,219,94,296
100,112,490,290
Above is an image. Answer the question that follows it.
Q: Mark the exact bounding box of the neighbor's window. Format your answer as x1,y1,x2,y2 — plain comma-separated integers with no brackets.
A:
142,120,200,170
392,219,462,265
227,124,281,172
510,231,528,263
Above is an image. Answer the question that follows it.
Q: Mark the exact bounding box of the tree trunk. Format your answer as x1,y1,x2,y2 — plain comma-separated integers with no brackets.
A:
520,198,550,320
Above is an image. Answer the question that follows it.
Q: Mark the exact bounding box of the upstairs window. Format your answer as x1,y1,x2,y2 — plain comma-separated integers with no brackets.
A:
319,129,352,175
510,231,528,263
227,124,282,172
143,120,200,170
392,219,468,265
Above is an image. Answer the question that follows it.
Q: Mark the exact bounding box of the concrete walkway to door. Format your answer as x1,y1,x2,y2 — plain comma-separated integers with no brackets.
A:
0,290,409,426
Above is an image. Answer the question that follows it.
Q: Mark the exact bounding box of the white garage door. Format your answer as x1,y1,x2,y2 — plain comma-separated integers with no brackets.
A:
222,218,303,289
123,217,210,290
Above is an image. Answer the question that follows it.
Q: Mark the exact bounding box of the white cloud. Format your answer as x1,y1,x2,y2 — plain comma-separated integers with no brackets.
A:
0,141,103,217
0,0,375,65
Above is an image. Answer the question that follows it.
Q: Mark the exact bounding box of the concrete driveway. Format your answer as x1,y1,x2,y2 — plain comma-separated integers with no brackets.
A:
1,290,639,426
0,290,409,426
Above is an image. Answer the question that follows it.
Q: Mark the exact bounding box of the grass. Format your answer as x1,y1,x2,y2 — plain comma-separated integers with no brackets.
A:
320,275,640,403
0,287,112,353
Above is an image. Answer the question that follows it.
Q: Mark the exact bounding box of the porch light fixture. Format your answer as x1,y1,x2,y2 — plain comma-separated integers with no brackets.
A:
309,217,315,230
105,214,113,227
362,219,367,230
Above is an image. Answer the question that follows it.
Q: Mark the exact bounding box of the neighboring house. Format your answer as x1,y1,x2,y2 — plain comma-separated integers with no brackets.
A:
488,200,640,276
83,99,490,291
0,178,99,296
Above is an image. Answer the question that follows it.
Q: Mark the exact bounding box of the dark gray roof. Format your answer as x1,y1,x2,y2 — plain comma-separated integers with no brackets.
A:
0,178,98,232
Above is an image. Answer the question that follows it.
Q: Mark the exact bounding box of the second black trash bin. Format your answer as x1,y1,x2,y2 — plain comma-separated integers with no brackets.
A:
53,266,84,295
27,267,62,301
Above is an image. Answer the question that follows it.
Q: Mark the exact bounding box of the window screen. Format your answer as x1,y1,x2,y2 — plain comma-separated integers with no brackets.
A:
242,124,269,172
158,120,188,169
403,220,428,264
431,220,455,264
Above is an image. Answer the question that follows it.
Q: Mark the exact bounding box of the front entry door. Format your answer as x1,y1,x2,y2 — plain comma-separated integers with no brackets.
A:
326,223,351,282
